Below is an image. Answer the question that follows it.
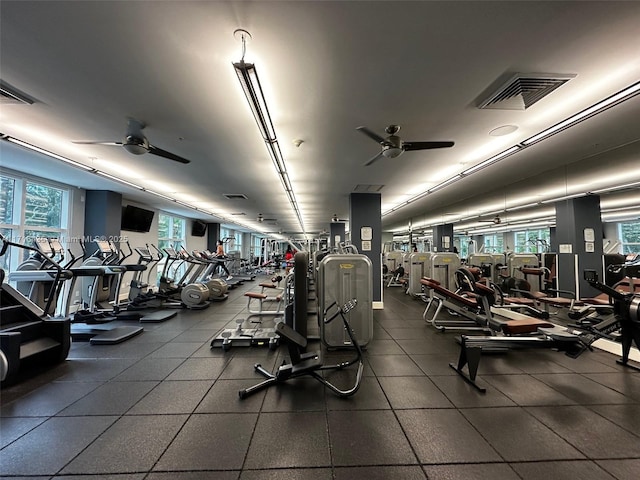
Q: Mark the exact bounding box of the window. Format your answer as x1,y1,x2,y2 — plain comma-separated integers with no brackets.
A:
619,221,640,254
0,173,70,271
233,231,243,254
483,234,504,253
157,213,186,282
513,229,550,253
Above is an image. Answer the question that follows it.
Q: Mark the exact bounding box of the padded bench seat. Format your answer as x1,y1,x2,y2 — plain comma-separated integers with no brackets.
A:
421,278,478,309
501,318,554,335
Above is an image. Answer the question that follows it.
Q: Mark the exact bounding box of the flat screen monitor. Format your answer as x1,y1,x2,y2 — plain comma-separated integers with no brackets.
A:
121,205,154,233
191,220,207,237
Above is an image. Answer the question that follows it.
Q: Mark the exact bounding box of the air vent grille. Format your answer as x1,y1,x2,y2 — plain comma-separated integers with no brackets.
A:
223,193,248,200
353,184,384,192
478,73,575,110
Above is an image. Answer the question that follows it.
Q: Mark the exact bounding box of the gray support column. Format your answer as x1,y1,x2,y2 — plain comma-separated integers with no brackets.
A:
349,192,382,307
207,223,221,251
554,195,603,297
330,222,346,250
433,224,454,252
84,190,122,256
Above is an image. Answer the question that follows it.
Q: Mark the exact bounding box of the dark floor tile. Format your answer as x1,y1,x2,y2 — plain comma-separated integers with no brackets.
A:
481,374,577,406
326,376,391,410
526,405,640,458
259,377,327,412
57,381,157,415
364,339,405,355
148,342,205,358
371,328,392,340
196,379,266,413
397,337,460,355
148,473,238,480
52,475,145,480
411,354,459,375
155,413,257,470
367,355,424,376
461,407,584,461
548,351,621,373
165,357,229,380
384,327,432,340
511,460,616,479
112,357,185,381
60,414,187,474
0,476,50,480
468,353,526,375
533,373,636,404
127,380,212,414
0,416,46,448
1,381,102,417
498,351,574,374
240,468,332,479
0,416,116,475
378,376,453,408
50,358,138,381
583,372,640,400
430,375,516,408
329,410,417,466
172,328,220,341
423,463,520,480
244,412,329,469
397,409,501,464
218,355,279,380
122,330,182,343
375,319,426,329
334,466,426,480
596,459,640,480
588,403,640,436
68,341,164,359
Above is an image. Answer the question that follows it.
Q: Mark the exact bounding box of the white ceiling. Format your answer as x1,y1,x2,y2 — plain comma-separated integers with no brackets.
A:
1,1,640,238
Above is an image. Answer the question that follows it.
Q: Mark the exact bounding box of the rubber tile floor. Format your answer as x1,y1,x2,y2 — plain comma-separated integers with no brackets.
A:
1,277,640,479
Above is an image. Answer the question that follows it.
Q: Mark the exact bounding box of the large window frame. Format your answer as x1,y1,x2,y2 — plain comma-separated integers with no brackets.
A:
513,228,551,253
619,221,640,254
0,171,70,271
482,234,504,254
157,212,187,282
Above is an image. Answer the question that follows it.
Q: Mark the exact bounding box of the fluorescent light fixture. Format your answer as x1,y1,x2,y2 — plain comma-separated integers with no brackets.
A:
591,181,640,194
95,170,143,190
233,38,306,236
505,202,542,211
428,175,462,193
522,80,640,146
540,192,585,204
174,200,198,209
4,136,94,171
234,60,276,142
461,145,521,175
144,189,175,201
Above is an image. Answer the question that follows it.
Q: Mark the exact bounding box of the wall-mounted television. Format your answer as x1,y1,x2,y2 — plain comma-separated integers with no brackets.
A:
192,220,207,237
121,205,155,233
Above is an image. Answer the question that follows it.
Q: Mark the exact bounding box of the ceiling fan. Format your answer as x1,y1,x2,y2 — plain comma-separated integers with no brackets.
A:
356,124,454,166
72,118,191,164
479,214,502,225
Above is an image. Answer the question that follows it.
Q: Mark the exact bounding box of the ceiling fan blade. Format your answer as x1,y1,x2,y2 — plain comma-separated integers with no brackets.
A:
356,126,386,144
403,141,455,151
363,151,385,167
148,144,191,164
72,141,123,146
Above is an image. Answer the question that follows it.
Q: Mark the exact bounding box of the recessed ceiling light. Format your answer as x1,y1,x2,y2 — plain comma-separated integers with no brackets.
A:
489,125,519,136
